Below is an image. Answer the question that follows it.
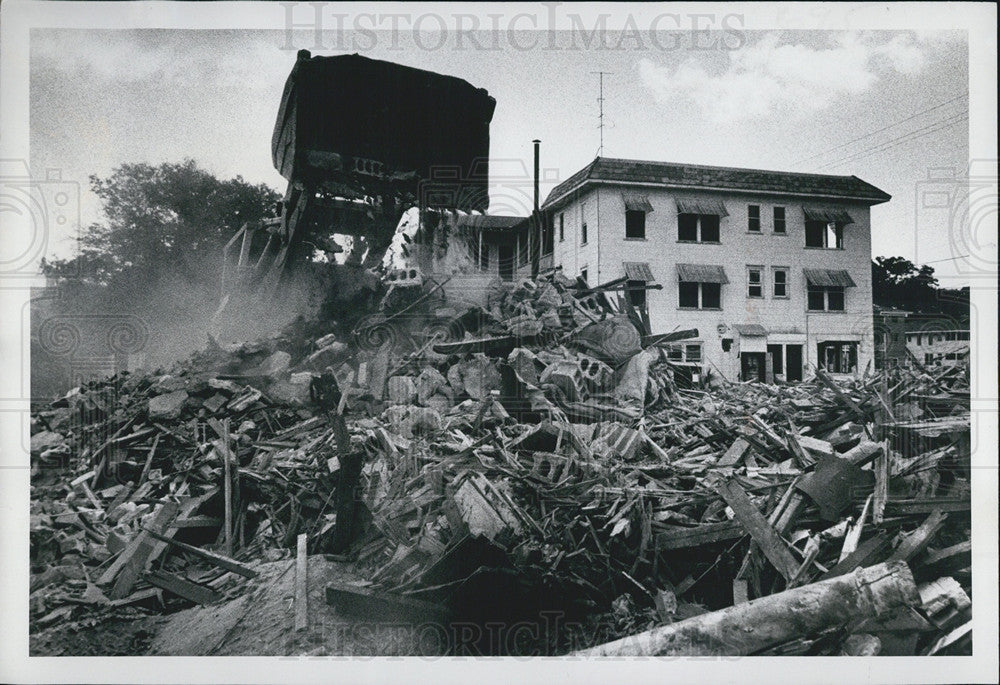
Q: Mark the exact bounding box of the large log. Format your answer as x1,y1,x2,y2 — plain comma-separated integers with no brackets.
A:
572,562,919,657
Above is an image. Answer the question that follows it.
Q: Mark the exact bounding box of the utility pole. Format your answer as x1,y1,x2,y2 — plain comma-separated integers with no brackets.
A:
590,71,613,156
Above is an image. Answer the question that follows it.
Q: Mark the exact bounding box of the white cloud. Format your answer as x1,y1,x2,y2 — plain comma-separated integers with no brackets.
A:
638,33,931,123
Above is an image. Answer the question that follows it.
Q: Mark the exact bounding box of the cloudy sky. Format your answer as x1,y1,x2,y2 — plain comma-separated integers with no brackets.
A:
30,26,972,283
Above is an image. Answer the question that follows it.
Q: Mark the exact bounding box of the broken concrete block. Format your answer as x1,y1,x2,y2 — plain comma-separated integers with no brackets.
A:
615,349,656,403
506,312,543,337
579,355,614,390
400,407,442,438
415,367,447,405
424,393,453,415
207,378,240,395
507,348,540,387
387,376,417,405
259,350,291,378
31,431,65,454
539,360,585,403
457,354,501,401
202,394,227,414
314,333,339,349
148,390,189,421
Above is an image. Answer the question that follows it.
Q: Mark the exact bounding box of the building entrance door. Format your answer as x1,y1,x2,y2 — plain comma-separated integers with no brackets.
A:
785,344,803,381
497,245,515,280
740,352,766,382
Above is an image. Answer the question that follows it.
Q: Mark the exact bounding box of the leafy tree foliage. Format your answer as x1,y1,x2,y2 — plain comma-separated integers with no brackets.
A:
41,159,279,293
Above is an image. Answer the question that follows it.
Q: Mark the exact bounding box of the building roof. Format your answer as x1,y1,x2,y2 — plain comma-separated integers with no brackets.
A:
541,157,892,210
454,214,528,231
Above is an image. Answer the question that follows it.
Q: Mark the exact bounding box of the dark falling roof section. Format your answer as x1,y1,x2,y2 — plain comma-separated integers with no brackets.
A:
542,157,892,210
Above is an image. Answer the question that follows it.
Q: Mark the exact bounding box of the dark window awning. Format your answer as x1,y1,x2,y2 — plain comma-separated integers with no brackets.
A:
675,198,729,217
677,263,729,284
733,324,768,337
803,268,857,287
623,193,654,212
803,207,854,225
624,262,655,281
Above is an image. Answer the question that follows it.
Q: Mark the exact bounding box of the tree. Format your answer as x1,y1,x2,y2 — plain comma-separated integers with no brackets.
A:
42,159,280,292
35,161,281,389
871,256,939,312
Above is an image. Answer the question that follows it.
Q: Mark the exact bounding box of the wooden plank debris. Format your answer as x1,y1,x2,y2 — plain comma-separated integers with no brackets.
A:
295,533,308,632
715,479,799,581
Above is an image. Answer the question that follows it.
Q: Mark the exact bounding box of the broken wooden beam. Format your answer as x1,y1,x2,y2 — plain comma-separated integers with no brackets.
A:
325,583,451,624
820,532,892,581
656,520,744,551
295,533,308,632
101,501,179,597
142,527,258,578
572,562,920,657
888,509,947,563
145,569,221,605
715,479,799,581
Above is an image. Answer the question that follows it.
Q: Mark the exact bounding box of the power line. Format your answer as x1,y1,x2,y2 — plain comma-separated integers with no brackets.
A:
793,92,968,166
815,111,968,170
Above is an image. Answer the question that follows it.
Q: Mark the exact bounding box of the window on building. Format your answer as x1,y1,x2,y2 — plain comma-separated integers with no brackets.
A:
559,213,564,242
807,285,845,311
679,281,721,309
678,281,699,308
581,221,588,245
626,280,647,309
625,210,646,239
924,353,934,365
959,331,969,341
747,266,763,298
772,267,788,298
748,205,761,232
665,344,702,362
818,341,858,374
774,207,786,234
685,344,703,362
805,220,843,248
678,213,721,243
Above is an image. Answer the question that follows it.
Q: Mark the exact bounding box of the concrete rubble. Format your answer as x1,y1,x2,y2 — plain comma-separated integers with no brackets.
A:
29,269,972,656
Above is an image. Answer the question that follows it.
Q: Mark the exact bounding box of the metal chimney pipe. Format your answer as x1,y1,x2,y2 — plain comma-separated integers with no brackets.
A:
531,139,541,278
532,139,540,212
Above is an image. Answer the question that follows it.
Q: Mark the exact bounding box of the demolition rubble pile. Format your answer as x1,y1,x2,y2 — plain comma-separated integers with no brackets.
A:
30,271,972,656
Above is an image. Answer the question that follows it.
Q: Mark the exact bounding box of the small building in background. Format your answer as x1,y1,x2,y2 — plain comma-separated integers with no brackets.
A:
873,305,912,369
905,327,970,367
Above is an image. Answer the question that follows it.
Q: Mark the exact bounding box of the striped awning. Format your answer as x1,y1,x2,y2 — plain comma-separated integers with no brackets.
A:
803,207,854,225
677,263,729,284
733,324,768,337
622,194,654,213
675,198,729,217
624,262,655,281
803,268,857,287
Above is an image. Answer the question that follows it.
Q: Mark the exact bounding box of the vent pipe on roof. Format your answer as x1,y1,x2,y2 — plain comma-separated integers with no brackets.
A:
531,139,541,278
533,139,540,212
